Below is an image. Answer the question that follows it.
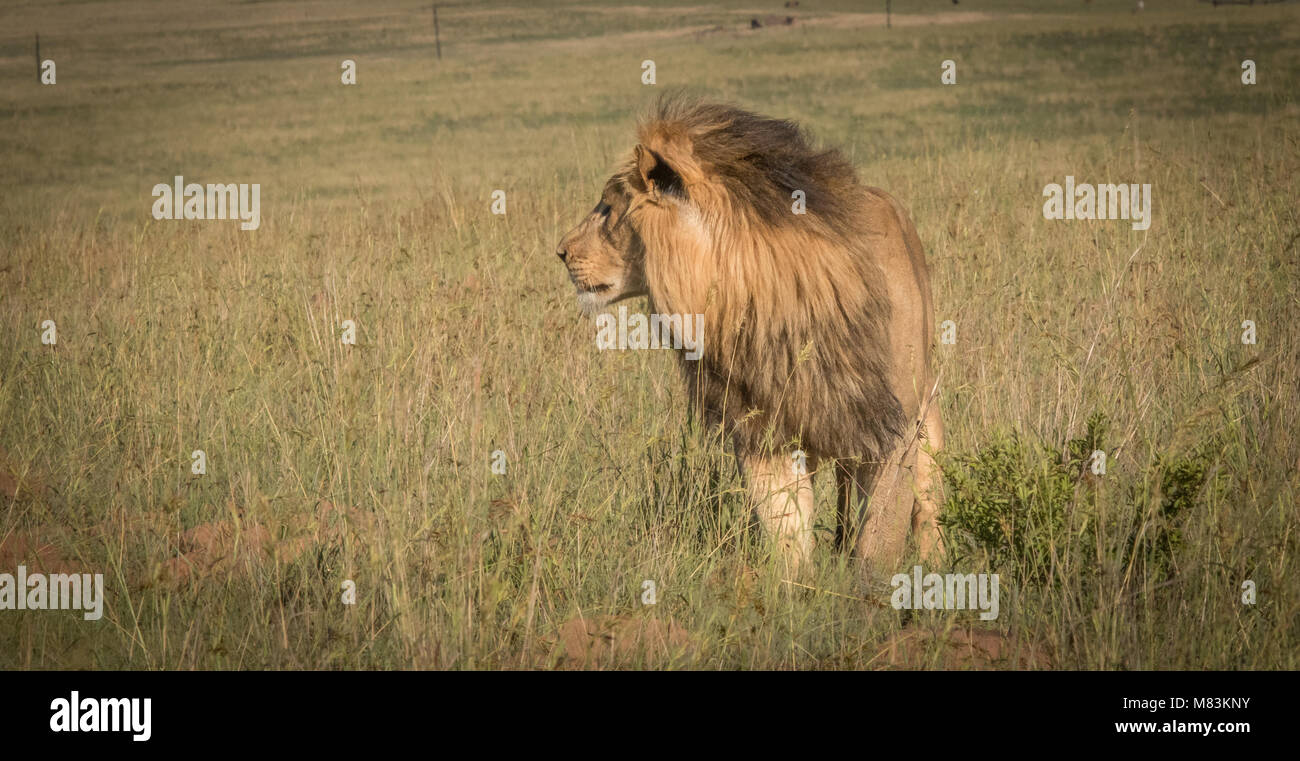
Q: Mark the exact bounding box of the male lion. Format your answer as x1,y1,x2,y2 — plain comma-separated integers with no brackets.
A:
556,98,943,574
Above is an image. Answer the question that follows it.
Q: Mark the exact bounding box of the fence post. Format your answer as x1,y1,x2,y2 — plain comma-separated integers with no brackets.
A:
434,5,442,60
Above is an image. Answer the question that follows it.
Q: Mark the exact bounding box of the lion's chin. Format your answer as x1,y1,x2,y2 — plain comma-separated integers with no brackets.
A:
575,289,611,316
575,282,646,317
574,279,623,315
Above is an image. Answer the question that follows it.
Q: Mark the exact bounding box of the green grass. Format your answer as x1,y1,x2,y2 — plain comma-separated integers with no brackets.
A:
0,0,1297,668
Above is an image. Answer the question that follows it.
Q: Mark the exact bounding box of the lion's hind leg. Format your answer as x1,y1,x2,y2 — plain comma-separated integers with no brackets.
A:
852,444,916,573
911,404,945,562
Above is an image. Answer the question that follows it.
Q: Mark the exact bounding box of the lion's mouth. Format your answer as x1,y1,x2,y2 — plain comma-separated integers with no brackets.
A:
567,272,613,295
572,278,613,294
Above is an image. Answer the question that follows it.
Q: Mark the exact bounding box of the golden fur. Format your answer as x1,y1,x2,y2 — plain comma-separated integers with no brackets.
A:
557,97,944,573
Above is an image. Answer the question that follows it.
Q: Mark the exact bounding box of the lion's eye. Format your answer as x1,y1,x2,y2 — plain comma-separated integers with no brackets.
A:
595,202,612,218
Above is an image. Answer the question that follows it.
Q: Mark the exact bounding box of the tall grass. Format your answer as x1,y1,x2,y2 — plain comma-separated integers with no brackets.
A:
0,0,1296,668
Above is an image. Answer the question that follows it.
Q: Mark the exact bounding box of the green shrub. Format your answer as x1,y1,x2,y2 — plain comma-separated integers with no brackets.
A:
939,413,1221,586
939,413,1105,581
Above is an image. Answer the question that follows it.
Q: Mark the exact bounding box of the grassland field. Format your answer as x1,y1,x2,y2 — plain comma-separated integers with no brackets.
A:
0,0,1297,668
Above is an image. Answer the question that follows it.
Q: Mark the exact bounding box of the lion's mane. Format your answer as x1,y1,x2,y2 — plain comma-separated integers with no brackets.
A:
620,97,909,462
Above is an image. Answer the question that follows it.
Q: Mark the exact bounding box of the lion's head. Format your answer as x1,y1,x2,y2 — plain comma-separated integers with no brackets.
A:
555,103,722,318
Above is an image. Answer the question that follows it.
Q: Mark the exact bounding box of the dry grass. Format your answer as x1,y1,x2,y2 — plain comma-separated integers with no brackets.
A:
0,0,1297,668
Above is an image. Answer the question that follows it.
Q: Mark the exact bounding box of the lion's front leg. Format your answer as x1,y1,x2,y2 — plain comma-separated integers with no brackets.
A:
739,451,817,577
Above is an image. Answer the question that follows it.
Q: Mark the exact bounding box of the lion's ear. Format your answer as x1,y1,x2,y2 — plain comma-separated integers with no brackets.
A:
635,144,686,200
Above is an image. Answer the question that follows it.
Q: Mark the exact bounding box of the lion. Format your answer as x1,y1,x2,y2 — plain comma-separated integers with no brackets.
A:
556,97,944,575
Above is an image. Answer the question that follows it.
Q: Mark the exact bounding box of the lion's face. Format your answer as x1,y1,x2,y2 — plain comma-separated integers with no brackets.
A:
556,178,647,314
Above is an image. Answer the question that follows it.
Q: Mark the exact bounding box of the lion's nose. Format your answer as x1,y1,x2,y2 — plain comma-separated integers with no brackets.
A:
556,247,568,262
